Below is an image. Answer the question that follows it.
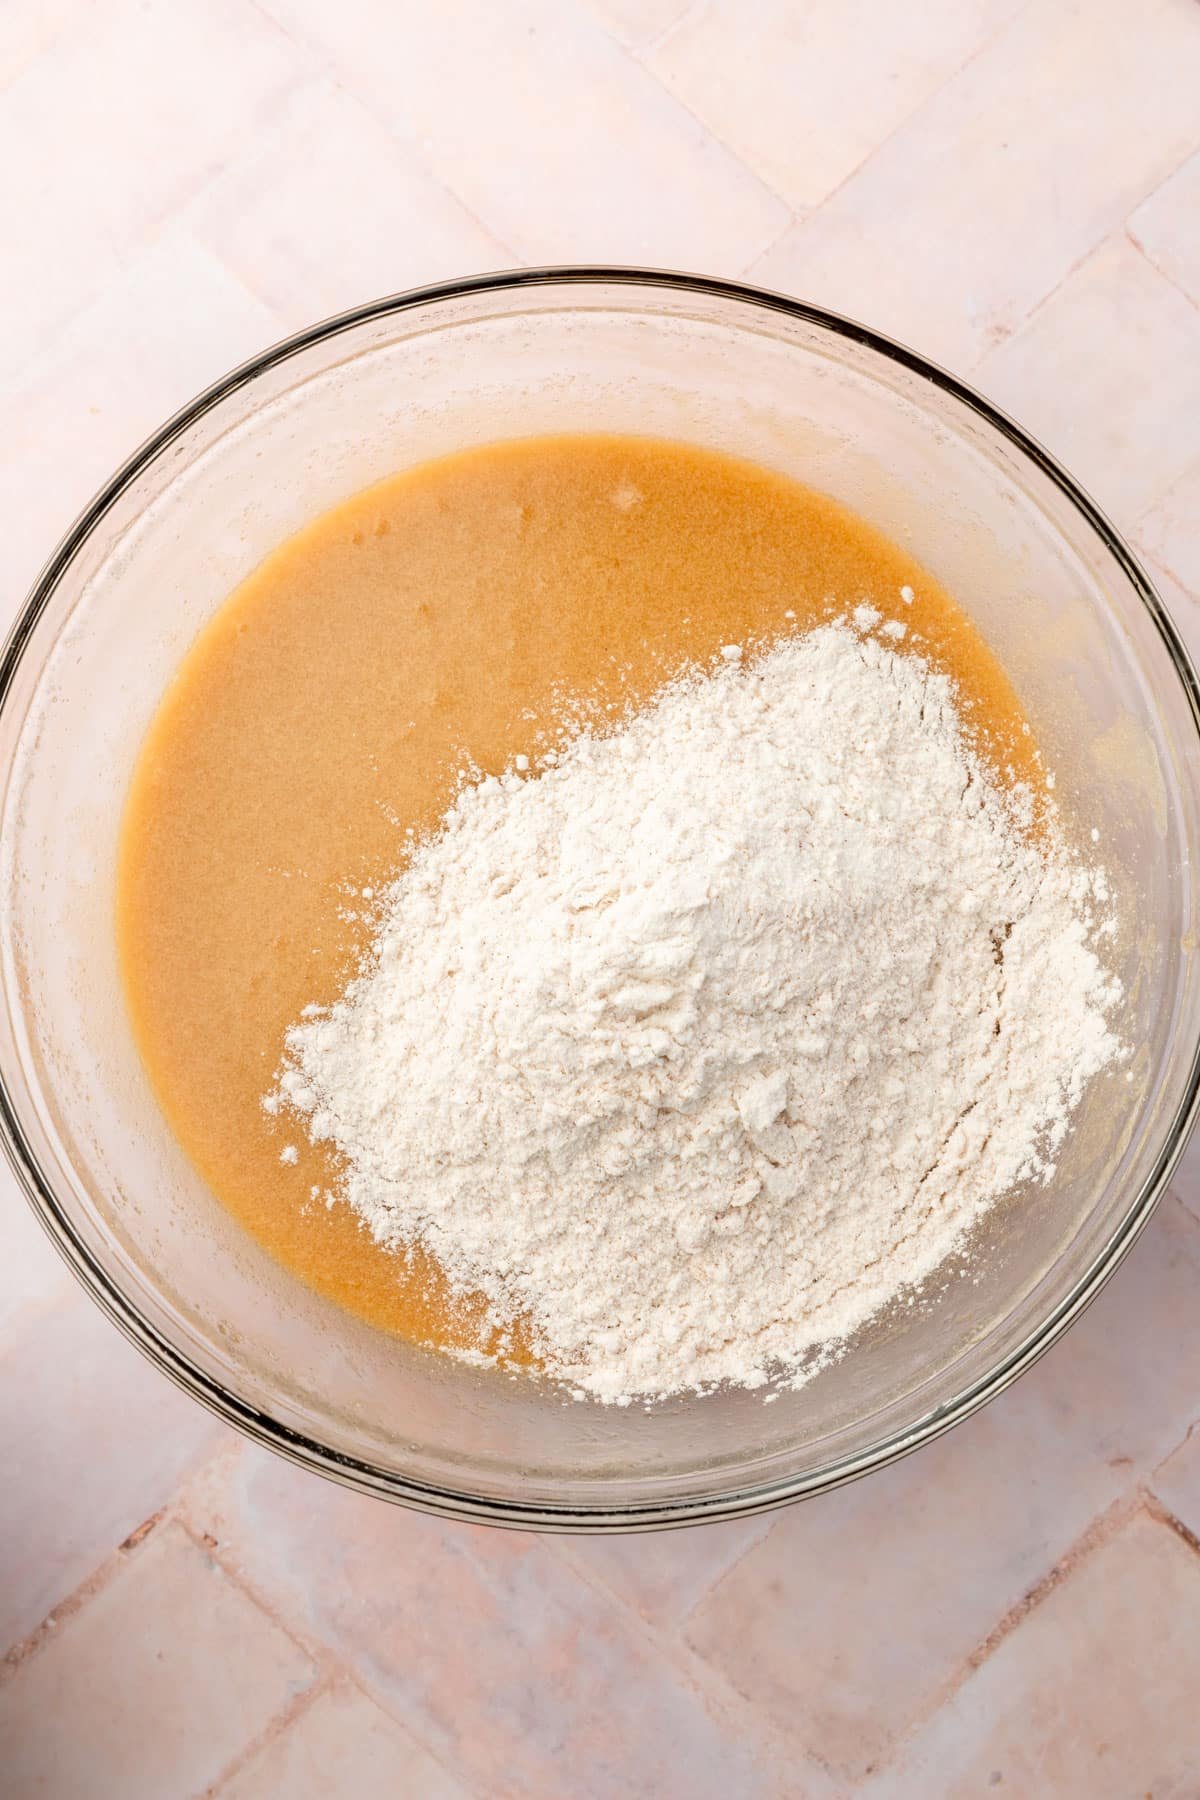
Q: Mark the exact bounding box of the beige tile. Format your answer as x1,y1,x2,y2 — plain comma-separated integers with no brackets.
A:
1152,1423,1200,1542
561,1512,773,1627
974,236,1200,526
260,0,788,271
0,0,306,380
1132,148,1200,307
646,0,1021,210
685,1199,1200,1781
754,0,1200,370
0,1291,226,1651
0,231,277,613
0,1169,73,1340
187,77,510,330
864,1515,1200,1797
218,1682,468,1800
582,0,693,50
181,1443,810,1800
0,1523,315,1800
1136,455,1200,602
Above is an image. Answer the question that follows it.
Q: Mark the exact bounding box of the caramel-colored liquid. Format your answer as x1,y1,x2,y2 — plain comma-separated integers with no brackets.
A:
118,434,1043,1357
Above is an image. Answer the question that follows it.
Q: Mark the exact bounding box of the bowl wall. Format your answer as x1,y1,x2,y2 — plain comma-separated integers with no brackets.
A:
2,272,1197,1527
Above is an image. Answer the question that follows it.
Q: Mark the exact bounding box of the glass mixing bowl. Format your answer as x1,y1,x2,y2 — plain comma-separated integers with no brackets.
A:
2,270,1198,1531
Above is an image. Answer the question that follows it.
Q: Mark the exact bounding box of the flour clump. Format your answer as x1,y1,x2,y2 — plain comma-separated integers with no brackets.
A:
272,624,1121,1403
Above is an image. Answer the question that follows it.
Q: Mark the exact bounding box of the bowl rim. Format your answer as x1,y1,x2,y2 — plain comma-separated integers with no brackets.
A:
3,263,1199,1532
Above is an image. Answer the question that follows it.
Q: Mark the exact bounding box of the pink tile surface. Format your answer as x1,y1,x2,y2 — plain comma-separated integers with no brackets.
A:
0,1522,315,1800
259,0,789,271
179,1445,809,1799
217,1682,469,1800
560,1511,773,1627
0,1292,226,1652
0,0,305,381
685,1200,1200,1781
646,0,1022,211
0,232,278,601
864,1514,1200,1796
580,0,691,51
5,4,1200,1795
1131,148,1200,307
185,76,511,329
973,234,1200,525
753,0,1200,371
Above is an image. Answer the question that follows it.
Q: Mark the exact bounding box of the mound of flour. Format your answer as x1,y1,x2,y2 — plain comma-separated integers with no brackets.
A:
272,622,1121,1403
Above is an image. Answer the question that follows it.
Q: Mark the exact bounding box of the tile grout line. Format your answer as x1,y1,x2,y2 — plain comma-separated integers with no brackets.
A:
172,1513,336,1672
741,0,1039,276
266,0,790,266
547,0,796,243
0,219,280,446
1131,439,1200,531
856,1488,1149,1787
638,0,706,58
1147,1412,1200,1486
673,1517,782,1632
1130,532,1197,603
963,223,1133,378
337,1666,490,1800
202,1666,338,1799
0,1409,239,1668
623,53,798,230
1142,1488,1200,1559
138,69,314,251
553,1510,776,1638
958,1493,1144,1676
166,1510,484,1799
21,0,317,337
1162,1189,1200,1239
0,1514,167,1686
170,1436,817,1789
243,2,524,271
0,1406,236,1673
317,69,525,275
166,45,527,313
1126,133,1200,218
1125,225,1200,321
737,214,806,286
963,199,1200,390
325,81,524,274
165,1450,340,1670
164,1450,478,1794
544,1525,833,1788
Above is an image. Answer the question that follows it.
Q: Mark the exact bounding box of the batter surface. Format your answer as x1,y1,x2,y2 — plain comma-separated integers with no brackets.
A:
118,434,1046,1359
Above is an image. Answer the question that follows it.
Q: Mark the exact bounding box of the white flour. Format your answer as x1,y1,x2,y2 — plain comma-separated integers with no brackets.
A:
272,622,1122,1403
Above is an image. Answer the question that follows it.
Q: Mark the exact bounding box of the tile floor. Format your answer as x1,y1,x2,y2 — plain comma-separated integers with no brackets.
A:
2,2,1200,1793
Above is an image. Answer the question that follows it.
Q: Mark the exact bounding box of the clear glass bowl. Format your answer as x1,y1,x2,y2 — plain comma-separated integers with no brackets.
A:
2,270,1198,1532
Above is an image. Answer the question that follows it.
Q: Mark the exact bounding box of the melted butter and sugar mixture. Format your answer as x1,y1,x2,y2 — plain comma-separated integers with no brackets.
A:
119,434,1046,1359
